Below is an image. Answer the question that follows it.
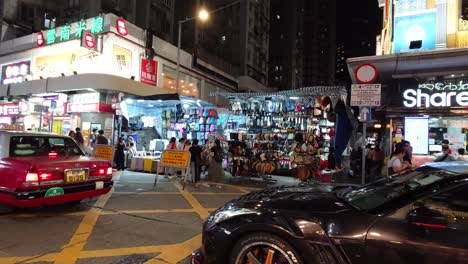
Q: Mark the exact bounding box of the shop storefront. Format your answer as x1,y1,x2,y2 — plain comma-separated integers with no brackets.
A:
348,60,468,168
117,94,220,172
66,92,115,143
214,86,355,183
386,77,468,164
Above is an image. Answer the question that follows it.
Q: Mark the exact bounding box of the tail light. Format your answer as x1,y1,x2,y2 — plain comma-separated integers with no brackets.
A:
23,171,39,187
90,167,113,177
23,169,63,187
39,173,53,181
48,152,58,158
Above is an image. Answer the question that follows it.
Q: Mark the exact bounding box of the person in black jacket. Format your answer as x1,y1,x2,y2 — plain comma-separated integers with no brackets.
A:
96,130,109,145
189,139,203,187
114,137,126,171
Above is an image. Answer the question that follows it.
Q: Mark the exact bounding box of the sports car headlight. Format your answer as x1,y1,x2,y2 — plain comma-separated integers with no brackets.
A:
208,208,257,226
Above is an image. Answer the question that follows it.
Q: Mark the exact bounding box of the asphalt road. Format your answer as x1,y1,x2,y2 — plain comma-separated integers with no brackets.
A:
0,171,257,264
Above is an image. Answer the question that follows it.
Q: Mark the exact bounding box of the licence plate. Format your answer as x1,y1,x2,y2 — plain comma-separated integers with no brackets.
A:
65,170,87,183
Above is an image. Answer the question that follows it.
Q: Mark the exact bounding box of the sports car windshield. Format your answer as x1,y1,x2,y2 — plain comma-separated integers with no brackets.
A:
342,167,456,211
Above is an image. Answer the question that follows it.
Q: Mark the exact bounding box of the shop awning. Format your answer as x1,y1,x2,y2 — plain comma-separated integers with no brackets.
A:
212,86,347,104
347,47,468,82
1,73,168,97
122,94,216,108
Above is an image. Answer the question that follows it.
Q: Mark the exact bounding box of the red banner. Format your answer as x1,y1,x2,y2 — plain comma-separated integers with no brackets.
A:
140,59,157,86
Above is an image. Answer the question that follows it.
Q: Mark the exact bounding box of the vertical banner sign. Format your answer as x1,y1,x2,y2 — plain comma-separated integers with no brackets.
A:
140,59,157,86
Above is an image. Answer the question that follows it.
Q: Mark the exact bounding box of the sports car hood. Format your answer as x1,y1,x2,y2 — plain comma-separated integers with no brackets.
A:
230,184,355,214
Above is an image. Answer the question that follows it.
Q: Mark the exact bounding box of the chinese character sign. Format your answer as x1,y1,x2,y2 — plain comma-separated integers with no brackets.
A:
140,59,158,86
75,21,86,37
1,61,32,85
46,29,56,44
60,25,71,41
36,16,105,47
91,16,104,34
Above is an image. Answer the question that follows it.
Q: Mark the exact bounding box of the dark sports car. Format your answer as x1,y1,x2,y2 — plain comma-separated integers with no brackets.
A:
192,162,468,264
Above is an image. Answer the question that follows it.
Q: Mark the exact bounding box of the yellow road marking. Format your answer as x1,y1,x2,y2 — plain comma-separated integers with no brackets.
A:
52,171,124,264
1,174,250,264
100,209,198,215
173,182,210,220
53,189,113,264
144,234,202,264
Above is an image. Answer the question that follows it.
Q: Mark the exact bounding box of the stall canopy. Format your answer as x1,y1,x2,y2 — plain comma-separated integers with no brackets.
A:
212,86,348,104
120,93,215,121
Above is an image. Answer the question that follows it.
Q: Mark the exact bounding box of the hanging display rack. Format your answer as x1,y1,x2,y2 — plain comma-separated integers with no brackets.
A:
211,86,348,104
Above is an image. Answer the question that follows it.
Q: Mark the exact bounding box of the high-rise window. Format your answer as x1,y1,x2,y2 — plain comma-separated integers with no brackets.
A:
462,0,468,20
68,0,80,8
44,13,56,29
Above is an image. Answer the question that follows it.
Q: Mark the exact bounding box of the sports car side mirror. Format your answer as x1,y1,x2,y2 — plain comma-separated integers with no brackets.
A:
407,206,448,229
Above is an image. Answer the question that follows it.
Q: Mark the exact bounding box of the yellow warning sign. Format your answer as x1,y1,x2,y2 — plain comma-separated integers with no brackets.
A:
94,145,114,162
160,150,191,168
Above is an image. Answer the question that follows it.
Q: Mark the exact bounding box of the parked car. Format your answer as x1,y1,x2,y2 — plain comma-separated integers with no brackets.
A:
192,162,468,264
0,131,113,208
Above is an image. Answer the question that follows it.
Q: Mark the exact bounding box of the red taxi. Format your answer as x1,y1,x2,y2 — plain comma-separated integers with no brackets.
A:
0,131,113,208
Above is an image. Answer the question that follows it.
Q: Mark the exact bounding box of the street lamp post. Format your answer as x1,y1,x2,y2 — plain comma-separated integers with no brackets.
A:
176,10,209,94
175,1,241,94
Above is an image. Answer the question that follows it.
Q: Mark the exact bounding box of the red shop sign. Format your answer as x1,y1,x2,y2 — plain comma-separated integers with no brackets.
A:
140,59,157,86
116,18,128,36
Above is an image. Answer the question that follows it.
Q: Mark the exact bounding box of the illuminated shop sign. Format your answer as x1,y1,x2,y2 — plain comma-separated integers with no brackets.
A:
70,93,100,104
1,61,32,85
394,10,436,53
36,16,104,47
403,88,468,107
0,104,20,116
66,102,113,113
418,81,468,91
116,18,128,36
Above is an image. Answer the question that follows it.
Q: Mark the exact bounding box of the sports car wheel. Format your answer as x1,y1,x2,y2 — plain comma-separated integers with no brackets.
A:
230,233,303,264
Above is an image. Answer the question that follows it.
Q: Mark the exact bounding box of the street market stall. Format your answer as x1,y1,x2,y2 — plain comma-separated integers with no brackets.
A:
213,86,357,183
120,94,221,172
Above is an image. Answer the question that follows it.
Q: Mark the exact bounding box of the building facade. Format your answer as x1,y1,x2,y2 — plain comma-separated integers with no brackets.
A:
0,13,236,139
347,0,468,160
0,0,175,43
335,0,381,85
268,0,336,90
268,0,303,90
174,0,270,90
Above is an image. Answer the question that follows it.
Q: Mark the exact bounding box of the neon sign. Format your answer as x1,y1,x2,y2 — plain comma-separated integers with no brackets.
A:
418,81,468,91
403,89,468,107
1,61,32,85
116,18,128,36
36,16,104,47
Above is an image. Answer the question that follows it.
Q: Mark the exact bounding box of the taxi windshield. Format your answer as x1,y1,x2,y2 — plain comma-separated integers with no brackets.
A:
9,136,84,157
